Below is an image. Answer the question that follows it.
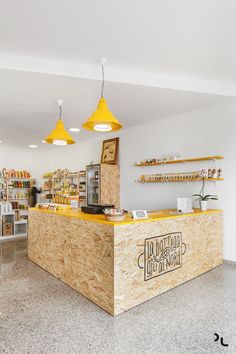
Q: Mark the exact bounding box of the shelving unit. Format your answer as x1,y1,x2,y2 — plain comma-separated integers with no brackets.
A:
0,169,31,242
0,172,32,217
134,155,224,167
52,172,79,205
0,210,27,243
8,177,31,218
42,169,87,206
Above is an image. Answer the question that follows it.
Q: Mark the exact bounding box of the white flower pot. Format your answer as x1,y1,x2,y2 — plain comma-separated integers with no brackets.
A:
200,200,208,211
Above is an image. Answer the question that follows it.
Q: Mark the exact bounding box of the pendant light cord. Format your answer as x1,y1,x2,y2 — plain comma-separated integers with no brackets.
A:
59,104,62,118
101,64,105,98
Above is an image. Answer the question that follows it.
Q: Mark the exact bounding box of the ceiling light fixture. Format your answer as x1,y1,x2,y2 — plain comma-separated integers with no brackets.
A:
0,140,2,143
29,144,38,148
69,128,80,132
82,57,122,132
44,100,75,145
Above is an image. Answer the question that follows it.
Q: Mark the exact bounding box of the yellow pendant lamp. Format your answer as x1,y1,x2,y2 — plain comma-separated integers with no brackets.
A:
44,100,75,145
83,58,122,132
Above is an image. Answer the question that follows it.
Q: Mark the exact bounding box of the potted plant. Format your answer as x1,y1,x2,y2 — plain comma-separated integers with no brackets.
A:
193,194,218,211
193,173,218,211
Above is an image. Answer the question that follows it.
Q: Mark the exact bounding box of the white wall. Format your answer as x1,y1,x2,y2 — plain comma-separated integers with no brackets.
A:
0,144,48,181
46,99,236,262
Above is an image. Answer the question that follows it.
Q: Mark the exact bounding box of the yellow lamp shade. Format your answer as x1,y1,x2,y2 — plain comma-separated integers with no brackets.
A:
44,119,75,145
82,97,122,132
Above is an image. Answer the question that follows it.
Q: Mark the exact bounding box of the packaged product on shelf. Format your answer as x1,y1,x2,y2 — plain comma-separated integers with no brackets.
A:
217,169,222,178
211,169,217,178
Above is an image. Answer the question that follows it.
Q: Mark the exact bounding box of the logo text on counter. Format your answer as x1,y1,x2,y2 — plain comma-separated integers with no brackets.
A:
138,232,186,281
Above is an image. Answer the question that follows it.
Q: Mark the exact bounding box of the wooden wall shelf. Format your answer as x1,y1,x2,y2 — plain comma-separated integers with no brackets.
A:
137,178,224,183
134,155,224,167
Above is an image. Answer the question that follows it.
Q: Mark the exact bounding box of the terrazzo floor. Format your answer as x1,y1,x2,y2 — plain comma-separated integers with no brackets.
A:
0,240,236,354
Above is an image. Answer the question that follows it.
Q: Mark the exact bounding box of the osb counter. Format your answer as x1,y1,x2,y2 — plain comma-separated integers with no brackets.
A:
28,208,223,316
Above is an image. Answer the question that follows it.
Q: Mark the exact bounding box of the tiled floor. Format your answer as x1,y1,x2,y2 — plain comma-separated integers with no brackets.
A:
0,240,236,354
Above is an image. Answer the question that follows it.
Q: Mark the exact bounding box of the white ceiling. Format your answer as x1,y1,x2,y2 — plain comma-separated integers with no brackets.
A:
0,0,234,148
0,69,230,148
0,0,235,81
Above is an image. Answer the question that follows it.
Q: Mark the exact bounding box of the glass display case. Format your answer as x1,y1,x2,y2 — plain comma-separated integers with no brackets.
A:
86,164,100,205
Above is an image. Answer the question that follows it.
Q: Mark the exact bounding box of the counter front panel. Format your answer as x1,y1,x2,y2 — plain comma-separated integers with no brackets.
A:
114,212,223,315
28,211,114,314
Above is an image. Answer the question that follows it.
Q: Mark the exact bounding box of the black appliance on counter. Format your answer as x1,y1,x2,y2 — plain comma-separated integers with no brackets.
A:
81,204,114,215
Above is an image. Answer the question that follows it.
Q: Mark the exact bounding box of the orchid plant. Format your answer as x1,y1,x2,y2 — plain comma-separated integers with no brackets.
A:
193,169,218,202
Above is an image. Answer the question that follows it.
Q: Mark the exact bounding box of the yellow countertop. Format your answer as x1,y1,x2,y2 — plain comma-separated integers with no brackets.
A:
30,208,222,226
